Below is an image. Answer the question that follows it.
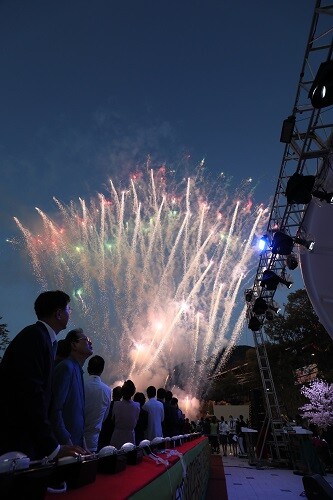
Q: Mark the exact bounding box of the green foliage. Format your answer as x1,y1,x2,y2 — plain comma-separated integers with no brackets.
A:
264,289,333,382
264,289,328,344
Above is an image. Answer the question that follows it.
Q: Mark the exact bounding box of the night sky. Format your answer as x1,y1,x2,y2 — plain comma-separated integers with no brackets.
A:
0,1,313,344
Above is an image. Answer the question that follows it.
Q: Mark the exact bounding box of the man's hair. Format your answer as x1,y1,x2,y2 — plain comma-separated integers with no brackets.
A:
146,385,156,398
121,380,136,400
165,390,173,402
157,387,166,400
34,290,70,319
112,386,122,401
65,328,84,349
133,392,146,407
87,355,105,375
56,338,71,359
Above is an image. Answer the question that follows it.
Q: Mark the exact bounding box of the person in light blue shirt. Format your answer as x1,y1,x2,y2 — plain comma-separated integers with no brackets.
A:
142,386,164,441
84,355,111,452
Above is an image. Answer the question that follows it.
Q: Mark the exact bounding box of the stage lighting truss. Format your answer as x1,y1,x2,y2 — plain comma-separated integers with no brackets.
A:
244,1,333,332
243,2,333,466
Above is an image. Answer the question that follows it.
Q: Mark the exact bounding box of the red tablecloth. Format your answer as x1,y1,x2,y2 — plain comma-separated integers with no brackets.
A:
45,437,206,500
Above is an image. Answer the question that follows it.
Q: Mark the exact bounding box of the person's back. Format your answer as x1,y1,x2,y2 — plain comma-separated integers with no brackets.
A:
142,386,164,441
163,390,173,437
110,380,140,449
0,322,57,458
97,385,122,450
84,355,111,452
133,392,148,445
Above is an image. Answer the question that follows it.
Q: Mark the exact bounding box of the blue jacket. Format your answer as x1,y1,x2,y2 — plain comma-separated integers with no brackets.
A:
51,357,85,446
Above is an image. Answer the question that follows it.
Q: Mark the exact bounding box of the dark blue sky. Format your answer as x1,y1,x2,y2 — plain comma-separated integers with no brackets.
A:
0,1,313,343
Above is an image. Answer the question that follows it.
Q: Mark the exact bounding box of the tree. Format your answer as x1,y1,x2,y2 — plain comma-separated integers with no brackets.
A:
0,317,10,360
264,289,329,345
299,379,333,430
264,289,333,382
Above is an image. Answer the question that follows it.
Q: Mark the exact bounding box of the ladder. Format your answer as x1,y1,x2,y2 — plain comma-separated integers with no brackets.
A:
253,329,292,466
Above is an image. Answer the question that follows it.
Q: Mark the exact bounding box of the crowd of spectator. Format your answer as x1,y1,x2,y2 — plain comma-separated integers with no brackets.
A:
0,290,197,460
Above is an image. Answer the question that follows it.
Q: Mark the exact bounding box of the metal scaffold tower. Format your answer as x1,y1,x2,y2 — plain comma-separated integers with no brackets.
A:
246,0,333,466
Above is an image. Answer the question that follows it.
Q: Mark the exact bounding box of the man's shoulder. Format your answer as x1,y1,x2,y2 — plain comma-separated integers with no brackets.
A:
6,323,49,352
100,380,112,395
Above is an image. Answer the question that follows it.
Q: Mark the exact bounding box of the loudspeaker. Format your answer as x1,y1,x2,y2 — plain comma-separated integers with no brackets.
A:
302,474,333,499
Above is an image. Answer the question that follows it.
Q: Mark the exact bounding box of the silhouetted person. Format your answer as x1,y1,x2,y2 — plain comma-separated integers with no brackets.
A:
55,338,70,365
98,385,122,450
133,392,148,445
163,390,173,437
0,290,86,460
110,380,140,448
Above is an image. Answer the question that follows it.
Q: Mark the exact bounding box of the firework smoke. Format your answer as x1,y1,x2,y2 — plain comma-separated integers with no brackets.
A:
14,165,267,413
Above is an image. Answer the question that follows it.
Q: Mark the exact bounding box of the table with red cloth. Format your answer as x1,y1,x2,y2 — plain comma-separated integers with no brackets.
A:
45,436,210,500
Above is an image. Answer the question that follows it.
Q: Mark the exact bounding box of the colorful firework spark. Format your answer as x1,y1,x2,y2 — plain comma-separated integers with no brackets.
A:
13,166,268,399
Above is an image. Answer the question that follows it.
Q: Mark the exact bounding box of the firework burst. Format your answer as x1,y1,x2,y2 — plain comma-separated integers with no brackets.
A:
13,166,267,399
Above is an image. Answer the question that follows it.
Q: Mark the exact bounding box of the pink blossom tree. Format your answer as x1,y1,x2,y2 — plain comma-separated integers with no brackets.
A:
300,379,333,430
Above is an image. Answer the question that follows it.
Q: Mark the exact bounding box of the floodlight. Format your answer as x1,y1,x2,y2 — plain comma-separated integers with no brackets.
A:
309,60,333,108
245,289,254,302
260,270,292,291
286,254,298,270
252,297,268,315
258,234,270,252
285,174,316,204
286,173,333,205
265,310,275,321
248,316,261,332
271,231,315,254
271,232,294,255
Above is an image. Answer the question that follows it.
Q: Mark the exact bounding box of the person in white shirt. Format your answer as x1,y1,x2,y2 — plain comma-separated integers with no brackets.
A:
218,416,229,456
228,415,238,456
142,386,164,441
84,355,111,452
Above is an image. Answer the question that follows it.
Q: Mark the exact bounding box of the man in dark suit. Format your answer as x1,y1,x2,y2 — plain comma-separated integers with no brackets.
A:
0,290,86,460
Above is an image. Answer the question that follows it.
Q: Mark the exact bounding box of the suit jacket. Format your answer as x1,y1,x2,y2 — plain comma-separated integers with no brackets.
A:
50,357,85,446
0,322,58,459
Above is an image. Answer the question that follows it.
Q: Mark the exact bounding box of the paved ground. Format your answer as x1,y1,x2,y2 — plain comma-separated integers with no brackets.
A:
222,453,333,499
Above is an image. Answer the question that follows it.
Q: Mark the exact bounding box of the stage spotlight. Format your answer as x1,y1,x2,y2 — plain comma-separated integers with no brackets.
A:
271,231,314,254
286,254,298,270
248,315,261,332
258,234,270,251
265,310,275,321
245,289,254,302
286,173,333,205
309,60,333,109
285,174,316,204
252,297,268,315
260,270,292,291
271,232,294,255
280,115,295,143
